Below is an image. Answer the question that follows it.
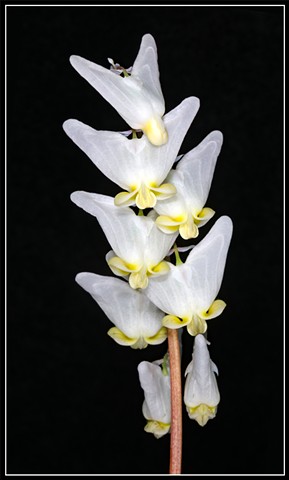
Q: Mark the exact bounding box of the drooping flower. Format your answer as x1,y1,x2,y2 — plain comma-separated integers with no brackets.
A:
63,96,199,210
138,356,171,438
75,273,167,348
144,216,233,335
69,33,169,146
155,131,223,239
70,192,178,289
184,334,220,426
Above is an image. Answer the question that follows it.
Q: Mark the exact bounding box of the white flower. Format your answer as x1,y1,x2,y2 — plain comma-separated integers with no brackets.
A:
184,334,220,426
144,216,233,335
70,192,178,289
138,357,171,438
69,33,170,146
155,131,223,239
63,96,199,210
75,273,167,348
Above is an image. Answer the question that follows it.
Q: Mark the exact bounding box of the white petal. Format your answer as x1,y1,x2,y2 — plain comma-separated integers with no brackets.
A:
63,120,144,189
75,272,164,339
154,169,187,218
70,190,114,217
185,216,233,311
149,97,200,183
176,130,223,213
132,33,164,114
145,264,193,320
130,96,199,187
145,222,178,268
71,55,158,127
70,192,152,265
138,361,171,424
64,97,199,195
155,131,222,219
146,217,232,321
184,334,220,407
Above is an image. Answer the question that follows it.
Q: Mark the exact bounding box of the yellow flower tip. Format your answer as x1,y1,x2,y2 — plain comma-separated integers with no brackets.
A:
150,182,177,200
114,190,137,207
155,215,183,234
108,330,148,350
149,260,170,275
142,116,168,146
136,184,156,209
200,299,227,320
145,326,168,345
129,268,149,289
187,404,218,426
107,256,139,277
187,316,207,336
107,327,137,346
144,420,170,439
162,314,190,329
196,207,215,220
179,218,199,240
130,337,148,349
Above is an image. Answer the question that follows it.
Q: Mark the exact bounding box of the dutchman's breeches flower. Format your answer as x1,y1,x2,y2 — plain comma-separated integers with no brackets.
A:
144,216,233,336
155,131,223,239
75,273,167,348
184,334,220,426
63,96,200,210
70,192,178,289
138,357,171,438
69,34,169,146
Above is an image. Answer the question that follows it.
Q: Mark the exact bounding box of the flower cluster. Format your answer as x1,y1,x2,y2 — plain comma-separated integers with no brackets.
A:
64,34,233,439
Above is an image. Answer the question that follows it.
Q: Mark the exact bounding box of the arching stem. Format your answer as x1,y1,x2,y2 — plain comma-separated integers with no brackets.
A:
173,243,183,266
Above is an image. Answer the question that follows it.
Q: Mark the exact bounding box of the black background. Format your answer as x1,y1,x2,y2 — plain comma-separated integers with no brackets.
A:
5,4,284,476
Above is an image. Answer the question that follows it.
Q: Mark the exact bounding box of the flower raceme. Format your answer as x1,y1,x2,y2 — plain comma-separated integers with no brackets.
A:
70,192,178,289
155,131,223,239
67,32,233,464
75,273,167,348
63,96,200,210
138,357,171,438
184,334,220,426
69,33,169,146
144,216,233,336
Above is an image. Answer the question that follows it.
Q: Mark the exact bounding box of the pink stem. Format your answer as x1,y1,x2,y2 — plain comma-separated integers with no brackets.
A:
168,328,182,474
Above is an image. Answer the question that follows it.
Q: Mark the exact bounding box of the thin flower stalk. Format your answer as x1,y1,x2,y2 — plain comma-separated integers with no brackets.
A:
168,328,182,474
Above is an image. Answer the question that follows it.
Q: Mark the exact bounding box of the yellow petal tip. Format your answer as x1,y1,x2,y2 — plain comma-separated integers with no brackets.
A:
107,327,136,346
144,420,170,438
162,314,190,329
187,404,218,426
142,116,168,146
